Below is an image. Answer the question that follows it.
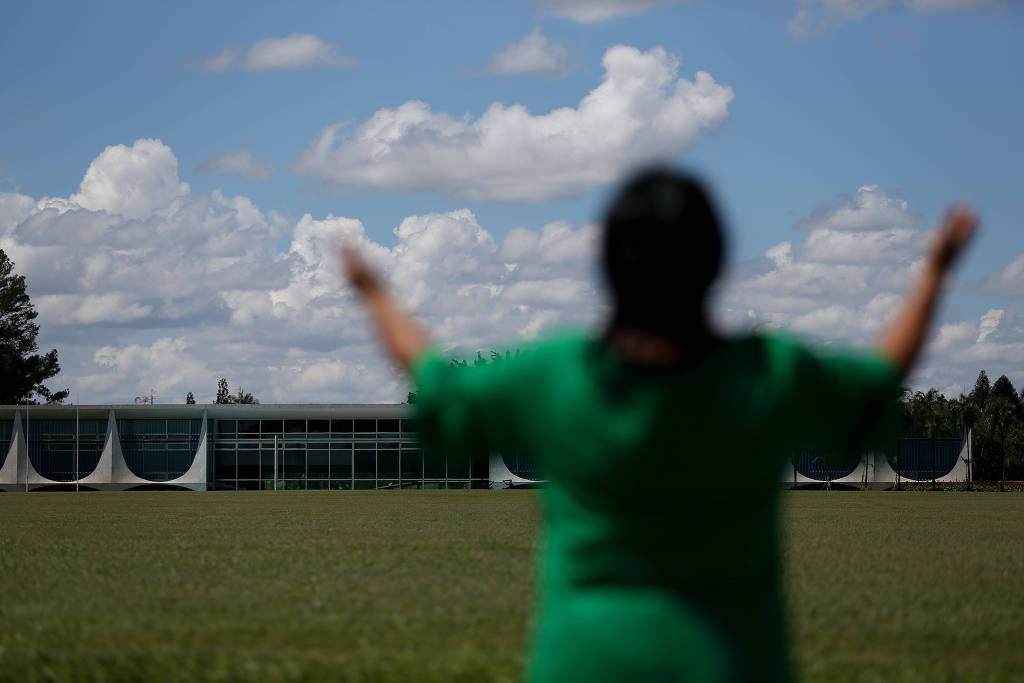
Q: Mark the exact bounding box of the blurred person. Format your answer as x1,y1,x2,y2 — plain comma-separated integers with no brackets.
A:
341,169,977,682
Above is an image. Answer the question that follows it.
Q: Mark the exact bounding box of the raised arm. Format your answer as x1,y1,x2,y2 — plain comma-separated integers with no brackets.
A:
340,243,429,372
878,206,978,378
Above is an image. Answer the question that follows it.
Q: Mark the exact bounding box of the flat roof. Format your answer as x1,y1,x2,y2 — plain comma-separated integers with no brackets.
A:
0,404,414,420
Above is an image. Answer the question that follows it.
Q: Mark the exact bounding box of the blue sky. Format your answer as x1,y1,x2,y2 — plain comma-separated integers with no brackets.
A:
1,0,1022,403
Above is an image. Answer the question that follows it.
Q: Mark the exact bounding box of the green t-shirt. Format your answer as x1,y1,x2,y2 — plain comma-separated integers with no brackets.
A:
412,332,900,682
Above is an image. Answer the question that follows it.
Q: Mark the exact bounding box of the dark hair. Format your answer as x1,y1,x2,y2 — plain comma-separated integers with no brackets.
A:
602,168,725,337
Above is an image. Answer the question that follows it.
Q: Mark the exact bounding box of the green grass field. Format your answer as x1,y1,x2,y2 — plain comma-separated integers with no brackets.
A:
2,492,1023,682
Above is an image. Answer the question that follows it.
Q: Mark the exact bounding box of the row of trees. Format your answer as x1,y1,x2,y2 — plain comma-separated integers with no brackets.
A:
901,370,1024,485
183,379,259,405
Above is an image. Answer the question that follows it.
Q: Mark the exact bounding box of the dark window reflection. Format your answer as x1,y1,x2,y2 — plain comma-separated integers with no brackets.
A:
261,420,283,434
330,447,352,478
308,447,329,478
237,446,259,479
354,448,375,478
378,450,399,479
238,420,259,435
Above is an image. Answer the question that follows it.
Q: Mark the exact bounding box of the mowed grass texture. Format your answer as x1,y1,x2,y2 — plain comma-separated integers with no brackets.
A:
0,492,539,683
2,493,1024,682
783,493,1024,683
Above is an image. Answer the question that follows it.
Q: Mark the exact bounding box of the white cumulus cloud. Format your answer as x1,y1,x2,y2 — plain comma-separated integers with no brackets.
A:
69,139,189,219
0,139,603,403
486,28,573,77
291,45,734,203
7,139,1023,404
201,33,355,73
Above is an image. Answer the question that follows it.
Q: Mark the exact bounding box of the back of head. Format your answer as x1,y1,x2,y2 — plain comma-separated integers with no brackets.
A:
603,168,725,338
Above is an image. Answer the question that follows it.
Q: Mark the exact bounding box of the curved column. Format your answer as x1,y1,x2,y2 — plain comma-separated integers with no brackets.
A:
111,410,150,486
163,410,207,490
489,451,543,489
870,430,971,486
72,410,114,486
936,429,971,483
830,456,869,486
0,412,24,485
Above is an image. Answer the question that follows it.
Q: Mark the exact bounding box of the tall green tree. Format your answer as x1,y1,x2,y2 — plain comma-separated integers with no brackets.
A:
0,249,68,404
990,375,1019,406
185,391,196,405
971,370,991,404
215,378,231,404
987,396,1017,491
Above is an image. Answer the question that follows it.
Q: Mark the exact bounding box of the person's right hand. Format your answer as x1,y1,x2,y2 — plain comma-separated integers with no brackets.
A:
340,242,381,296
929,206,979,273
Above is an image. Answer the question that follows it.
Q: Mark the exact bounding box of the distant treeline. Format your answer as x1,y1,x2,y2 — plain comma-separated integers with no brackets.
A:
901,370,1023,482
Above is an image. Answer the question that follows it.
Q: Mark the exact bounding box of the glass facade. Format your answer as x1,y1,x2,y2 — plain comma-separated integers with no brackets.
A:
118,418,202,481
210,416,490,490
791,434,964,482
26,419,105,482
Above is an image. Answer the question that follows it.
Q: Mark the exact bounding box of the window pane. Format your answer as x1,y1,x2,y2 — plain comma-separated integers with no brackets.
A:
308,419,329,433
261,448,276,479
261,420,283,435
378,450,399,479
236,479,260,490
401,419,420,434
238,420,259,435
330,449,352,478
284,445,305,478
354,480,376,490
284,420,305,434
330,480,352,490
377,480,399,490
237,448,259,479
331,419,353,434
354,449,375,479
307,479,328,490
378,418,399,433
354,419,376,433
401,448,422,479
308,448,329,477
217,419,237,435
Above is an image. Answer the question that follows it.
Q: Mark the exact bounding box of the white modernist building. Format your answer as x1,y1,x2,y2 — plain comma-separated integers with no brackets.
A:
1,404,970,491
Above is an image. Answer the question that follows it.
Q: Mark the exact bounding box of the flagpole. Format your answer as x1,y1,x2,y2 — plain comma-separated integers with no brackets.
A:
75,394,80,493
25,402,29,493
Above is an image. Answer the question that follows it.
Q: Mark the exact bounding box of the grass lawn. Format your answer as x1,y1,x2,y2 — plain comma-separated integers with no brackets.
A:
2,491,1023,682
